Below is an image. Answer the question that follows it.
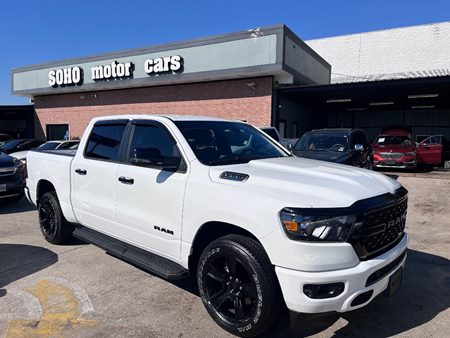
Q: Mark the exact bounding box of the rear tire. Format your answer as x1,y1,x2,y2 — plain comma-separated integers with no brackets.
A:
197,235,282,337
38,192,73,244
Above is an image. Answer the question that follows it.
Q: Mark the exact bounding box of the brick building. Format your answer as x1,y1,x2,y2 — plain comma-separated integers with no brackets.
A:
12,25,330,140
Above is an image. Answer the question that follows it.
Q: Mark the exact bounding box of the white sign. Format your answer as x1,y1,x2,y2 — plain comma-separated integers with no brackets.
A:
47,55,184,87
48,67,82,86
144,55,182,74
91,61,133,81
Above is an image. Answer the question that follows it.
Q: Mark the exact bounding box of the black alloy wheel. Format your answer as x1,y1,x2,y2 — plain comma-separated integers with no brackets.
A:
197,235,281,337
38,192,73,244
204,255,258,324
39,198,58,238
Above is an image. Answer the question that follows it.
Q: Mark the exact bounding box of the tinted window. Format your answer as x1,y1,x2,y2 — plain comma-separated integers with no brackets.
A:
37,142,60,150
129,124,180,163
0,139,25,150
175,121,287,166
85,122,127,161
421,136,441,145
58,141,79,149
16,140,44,150
294,132,349,152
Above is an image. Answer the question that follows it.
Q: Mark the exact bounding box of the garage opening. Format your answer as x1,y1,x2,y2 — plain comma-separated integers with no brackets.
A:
274,76,450,143
0,105,35,139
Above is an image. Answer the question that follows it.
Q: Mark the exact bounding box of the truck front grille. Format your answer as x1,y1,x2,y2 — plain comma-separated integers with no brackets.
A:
349,192,408,260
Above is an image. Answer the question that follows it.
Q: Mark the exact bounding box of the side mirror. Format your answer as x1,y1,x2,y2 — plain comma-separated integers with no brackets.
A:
354,144,364,152
286,143,293,151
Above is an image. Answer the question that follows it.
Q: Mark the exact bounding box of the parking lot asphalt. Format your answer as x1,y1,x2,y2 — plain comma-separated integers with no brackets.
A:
1,175,449,338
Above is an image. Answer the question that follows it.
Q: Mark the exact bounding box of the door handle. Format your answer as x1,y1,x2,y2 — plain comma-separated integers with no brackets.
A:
118,176,134,184
75,168,87,175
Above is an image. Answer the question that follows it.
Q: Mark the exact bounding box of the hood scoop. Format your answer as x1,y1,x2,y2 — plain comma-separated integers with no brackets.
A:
219,171,249,182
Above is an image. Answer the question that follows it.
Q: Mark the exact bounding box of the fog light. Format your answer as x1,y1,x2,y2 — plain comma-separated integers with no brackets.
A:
303,282,345,299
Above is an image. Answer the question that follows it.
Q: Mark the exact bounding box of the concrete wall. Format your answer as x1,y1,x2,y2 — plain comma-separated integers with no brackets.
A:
307,22,450,83
33,77,273,139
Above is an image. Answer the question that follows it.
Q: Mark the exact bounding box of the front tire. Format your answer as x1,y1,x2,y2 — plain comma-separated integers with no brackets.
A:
197,235,281,337
38,192,73,244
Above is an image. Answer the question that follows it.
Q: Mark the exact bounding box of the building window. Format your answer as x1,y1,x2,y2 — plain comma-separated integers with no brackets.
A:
46,124,69,141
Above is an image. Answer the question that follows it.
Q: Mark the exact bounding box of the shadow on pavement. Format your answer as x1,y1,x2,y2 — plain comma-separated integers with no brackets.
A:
0,244,58,297
0,197,36,215
261,249,449,337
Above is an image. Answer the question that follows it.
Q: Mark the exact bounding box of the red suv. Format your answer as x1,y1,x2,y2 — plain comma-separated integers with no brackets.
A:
372,128,417,169
373,128,448,170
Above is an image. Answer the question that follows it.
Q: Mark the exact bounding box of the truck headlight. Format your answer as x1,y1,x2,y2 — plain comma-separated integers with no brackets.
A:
280,208,356,242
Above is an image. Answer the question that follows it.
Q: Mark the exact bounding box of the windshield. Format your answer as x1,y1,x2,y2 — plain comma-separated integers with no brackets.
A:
294,133,349,152
175,121,288,166
37,142,60,150
376,136,411,146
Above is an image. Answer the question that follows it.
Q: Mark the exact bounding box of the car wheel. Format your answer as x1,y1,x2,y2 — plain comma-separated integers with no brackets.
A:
38,192,73,244
197,235,281,337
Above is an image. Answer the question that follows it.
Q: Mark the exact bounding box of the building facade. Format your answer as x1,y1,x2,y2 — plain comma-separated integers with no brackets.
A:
11,22,450,142
12,25,330,139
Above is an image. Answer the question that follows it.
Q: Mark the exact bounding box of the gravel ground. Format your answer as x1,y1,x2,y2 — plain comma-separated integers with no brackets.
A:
0,174,449,337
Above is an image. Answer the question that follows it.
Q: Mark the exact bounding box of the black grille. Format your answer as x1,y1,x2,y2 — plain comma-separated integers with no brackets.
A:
0,167,16,176
366,250,407,286
350,194,407,260
380,153,403,159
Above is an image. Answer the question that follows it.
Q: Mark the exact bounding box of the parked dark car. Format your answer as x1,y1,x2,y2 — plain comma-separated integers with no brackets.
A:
0,139,45,154
292,128,372,168
0,152,26,201
260,127,298,149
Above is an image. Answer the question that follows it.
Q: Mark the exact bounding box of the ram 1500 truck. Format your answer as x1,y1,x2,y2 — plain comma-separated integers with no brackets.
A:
26,115,408,337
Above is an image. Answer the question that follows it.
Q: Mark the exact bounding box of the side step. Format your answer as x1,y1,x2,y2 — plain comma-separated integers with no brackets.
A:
73,225,188,280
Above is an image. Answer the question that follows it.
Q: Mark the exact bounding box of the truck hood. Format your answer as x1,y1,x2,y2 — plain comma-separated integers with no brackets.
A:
208,157,400,208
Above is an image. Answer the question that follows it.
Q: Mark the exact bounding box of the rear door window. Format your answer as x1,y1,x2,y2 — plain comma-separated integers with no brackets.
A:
84,121,127,161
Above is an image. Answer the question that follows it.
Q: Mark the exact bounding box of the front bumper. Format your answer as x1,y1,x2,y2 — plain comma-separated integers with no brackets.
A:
373,159,416,169
0,175,26,199
275,233,408,314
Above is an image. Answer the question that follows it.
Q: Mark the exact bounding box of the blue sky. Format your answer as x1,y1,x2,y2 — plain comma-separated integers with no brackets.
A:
1,0,449,104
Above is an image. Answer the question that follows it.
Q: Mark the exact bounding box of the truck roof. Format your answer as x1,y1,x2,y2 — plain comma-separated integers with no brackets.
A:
90,114,233,123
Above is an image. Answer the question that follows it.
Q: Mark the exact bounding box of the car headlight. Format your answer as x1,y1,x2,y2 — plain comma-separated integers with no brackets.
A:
405,151,416,156
13,158,24,171
280,208,356,242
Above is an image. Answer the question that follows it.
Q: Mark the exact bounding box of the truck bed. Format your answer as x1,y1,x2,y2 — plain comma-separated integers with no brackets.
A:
26,149,76,222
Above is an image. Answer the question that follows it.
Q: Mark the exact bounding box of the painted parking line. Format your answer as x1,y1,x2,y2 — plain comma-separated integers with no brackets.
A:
5,279,97,337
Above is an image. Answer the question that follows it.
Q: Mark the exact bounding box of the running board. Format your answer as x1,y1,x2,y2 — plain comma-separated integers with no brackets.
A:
73,225,188,280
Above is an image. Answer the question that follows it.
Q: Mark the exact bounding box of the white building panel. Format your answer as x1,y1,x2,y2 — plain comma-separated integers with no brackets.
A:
307,22,450,83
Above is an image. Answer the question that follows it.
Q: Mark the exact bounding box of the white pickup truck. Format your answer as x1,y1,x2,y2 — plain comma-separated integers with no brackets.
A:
26,115,408,337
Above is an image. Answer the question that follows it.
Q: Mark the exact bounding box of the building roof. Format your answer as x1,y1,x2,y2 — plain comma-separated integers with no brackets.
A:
306,21,450,84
